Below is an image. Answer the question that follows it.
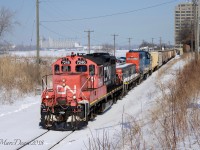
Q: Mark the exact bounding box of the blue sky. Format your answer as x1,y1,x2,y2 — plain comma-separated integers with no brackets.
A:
1,0,186,46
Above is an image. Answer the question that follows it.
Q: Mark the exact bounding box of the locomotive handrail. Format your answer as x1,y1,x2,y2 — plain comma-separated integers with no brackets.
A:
79,76,92,100
42,74,53,91
80,76,91,91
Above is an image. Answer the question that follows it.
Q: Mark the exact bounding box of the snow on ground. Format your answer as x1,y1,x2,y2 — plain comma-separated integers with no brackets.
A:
0,95,43,150
0,50,185,149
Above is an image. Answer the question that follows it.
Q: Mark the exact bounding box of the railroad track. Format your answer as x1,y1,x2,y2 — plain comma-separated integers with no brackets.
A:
16,130,50,150
16,130,74,150
48,131,74,150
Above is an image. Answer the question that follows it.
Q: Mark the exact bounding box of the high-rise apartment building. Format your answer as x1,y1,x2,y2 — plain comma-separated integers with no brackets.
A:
175,2,194,48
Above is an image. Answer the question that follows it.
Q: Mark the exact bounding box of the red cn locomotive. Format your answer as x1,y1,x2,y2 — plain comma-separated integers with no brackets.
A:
40,53,117,130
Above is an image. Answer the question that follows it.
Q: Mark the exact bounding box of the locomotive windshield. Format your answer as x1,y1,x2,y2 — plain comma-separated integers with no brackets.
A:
76,65,87,72
62,66,71,72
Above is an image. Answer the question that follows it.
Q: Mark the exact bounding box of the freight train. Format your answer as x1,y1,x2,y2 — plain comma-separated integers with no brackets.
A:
39,50,176,131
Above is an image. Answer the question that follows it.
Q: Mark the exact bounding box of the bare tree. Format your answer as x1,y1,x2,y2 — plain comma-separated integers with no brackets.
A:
0,7,15,53
0,7,14,39
139,41,152,48
177,19,194,52
95,43,114,54
179,20,193,44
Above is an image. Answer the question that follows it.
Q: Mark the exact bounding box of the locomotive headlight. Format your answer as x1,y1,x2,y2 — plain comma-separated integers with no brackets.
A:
62,79,66,82
46,95,49,99
73,95,76,100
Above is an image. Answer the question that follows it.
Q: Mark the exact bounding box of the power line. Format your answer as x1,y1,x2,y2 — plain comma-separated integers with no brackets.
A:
40,1,173,46
41,0,178,22
40,2,103,44
41,0,69,2
40,24,68,38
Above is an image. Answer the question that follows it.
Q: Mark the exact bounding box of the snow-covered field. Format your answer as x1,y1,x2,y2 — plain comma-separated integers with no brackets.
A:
9,49,129,58
0,50,184,150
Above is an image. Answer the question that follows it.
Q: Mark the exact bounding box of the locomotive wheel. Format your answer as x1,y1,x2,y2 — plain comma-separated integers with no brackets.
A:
89,111,96,120
44,111,54,129
146,73,149,79
119,92,124,100
40,111,53,129
113,97,117,104
138,78,142,84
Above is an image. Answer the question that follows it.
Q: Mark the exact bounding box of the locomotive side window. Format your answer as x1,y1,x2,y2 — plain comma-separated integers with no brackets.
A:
104,66,110,82
76,65,87,72
98,66,103,77
139,54,143,59
89,65,95,76
62,66,71,72
54,64,60,74
146,53,151,59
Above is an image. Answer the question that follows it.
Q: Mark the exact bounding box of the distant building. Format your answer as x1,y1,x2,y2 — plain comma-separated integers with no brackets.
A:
40,37,82,49
174,2,194,49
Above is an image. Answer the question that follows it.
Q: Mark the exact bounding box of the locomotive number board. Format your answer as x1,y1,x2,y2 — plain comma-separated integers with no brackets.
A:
76,60,87,65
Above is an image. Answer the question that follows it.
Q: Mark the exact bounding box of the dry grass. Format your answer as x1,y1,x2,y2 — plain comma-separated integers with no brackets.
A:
0,55,52,103
150,54,200,149
85,129,114,150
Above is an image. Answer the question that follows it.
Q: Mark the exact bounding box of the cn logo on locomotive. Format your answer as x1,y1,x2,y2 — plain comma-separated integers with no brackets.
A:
56,85,77,95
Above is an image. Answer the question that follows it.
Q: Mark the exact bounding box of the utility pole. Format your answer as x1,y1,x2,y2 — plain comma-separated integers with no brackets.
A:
36,0,40,65
152,38,154,50
168,41,171,49
197,0,200,60
84,30,94,54
127,38,132,50
193,0,199,61
160,37,162,51
191,20,194,52
112,34,118,56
